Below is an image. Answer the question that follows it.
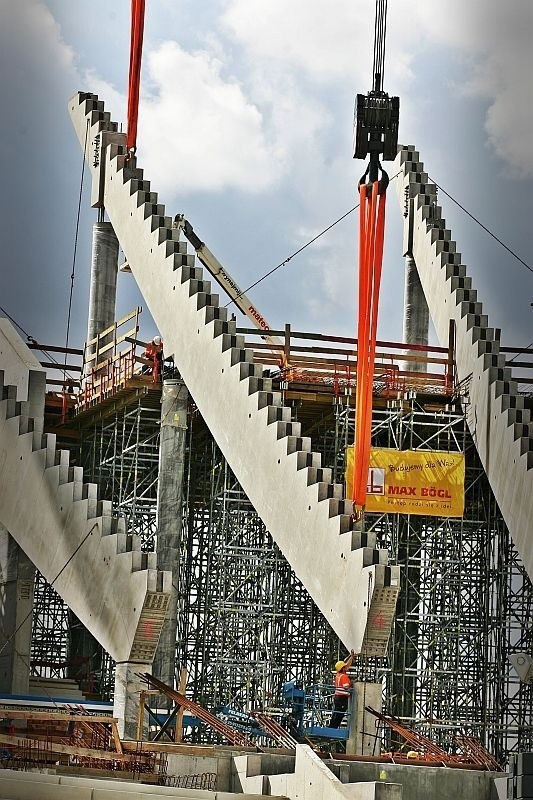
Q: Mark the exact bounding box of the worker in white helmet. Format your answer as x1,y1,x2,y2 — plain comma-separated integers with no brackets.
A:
144,335,163,382
328,649,355,728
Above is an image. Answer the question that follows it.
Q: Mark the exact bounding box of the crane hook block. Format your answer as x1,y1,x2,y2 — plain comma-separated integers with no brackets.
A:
353,90,400,162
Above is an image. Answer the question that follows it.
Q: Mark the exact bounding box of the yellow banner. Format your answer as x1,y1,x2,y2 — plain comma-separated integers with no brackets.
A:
345,447,465,517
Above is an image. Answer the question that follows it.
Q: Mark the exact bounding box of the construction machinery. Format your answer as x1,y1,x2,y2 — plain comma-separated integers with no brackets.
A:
174,214,285,364
281,679,352,744
353,0,399,184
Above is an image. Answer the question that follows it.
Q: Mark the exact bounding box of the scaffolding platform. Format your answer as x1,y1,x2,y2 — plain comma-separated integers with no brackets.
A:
27,322,533,762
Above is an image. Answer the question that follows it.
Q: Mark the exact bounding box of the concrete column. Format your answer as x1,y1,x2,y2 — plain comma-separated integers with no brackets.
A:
153,379,188,691
113,661,151,740
403,255,429,374
346,682,382,755
0,525,35,695
86,222,119,355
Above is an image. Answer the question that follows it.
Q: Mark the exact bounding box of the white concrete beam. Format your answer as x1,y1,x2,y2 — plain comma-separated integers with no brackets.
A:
69,91,400,654
395,145,533,582
0,319,171,663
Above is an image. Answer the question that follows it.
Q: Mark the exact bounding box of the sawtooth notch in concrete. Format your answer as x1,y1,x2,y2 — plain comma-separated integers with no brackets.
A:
69,90,400,655
395,145,533,583
0,318,172,665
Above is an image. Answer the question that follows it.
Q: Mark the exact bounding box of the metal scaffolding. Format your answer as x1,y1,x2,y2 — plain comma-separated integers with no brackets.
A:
30,573,69,679
316,392,533,763
29,388,163,697
28,372,533,761
176,407,338,728
73,388,162,695
79,388,162,547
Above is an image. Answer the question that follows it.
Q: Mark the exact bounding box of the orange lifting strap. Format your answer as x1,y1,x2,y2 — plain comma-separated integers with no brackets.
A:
126,0,145,154
352,181,387,509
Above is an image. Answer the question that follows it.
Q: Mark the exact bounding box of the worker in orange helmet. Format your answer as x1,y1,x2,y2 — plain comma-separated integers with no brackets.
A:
144,335,163,382
328,649,355,728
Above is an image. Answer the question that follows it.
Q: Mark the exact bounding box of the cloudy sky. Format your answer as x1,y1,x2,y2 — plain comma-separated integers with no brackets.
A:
1,0,532,356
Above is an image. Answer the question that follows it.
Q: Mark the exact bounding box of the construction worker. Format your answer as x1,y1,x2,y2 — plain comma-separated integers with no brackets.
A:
328,649,355,728
144,335,163,382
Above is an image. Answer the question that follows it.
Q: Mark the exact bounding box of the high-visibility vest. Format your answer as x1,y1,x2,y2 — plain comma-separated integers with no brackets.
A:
145,342,163,359
334,671,351,697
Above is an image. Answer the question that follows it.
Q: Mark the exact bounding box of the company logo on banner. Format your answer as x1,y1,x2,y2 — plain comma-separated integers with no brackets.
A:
345,447,465,517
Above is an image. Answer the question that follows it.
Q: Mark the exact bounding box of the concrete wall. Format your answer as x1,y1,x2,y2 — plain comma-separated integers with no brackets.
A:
231,749,503,800
232,752,296,793
0,760,504,800
347,683,382,755
0,317,46,412
166,752,231,791
234,746,402,799
402,255,429,373
329,758,498,800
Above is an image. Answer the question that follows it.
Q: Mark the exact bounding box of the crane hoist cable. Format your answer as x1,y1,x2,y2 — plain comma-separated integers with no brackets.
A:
351,0,399,512
126,0,145,155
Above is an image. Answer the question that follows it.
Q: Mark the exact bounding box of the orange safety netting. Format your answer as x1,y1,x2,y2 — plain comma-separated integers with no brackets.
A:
352,181,387,508
126,0,145,154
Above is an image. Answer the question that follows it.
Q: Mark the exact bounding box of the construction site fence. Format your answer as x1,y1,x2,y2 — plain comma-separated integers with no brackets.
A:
238,325,456,397
82,307,141,374
76,307,142,414
26,314,533,407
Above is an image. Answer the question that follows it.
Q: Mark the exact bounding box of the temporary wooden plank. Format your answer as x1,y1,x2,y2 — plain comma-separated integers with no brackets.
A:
122,740,245,755
85,307,141,346
111,720,123,755
0,711,115,723
136,690,147,742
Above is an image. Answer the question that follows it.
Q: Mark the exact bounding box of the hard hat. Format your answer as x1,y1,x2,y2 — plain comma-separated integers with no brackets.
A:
335,660,346,672
153,336,162,345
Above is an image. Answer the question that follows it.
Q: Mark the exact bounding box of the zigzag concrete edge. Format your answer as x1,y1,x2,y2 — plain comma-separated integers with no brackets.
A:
395,145,533,582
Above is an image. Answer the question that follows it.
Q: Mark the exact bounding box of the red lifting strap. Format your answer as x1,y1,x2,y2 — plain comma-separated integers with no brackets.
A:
126,0,146,154
352,181,387,508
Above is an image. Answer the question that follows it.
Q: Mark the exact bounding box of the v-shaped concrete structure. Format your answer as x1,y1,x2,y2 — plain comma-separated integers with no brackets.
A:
0,318,171,664
69,91,400,655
